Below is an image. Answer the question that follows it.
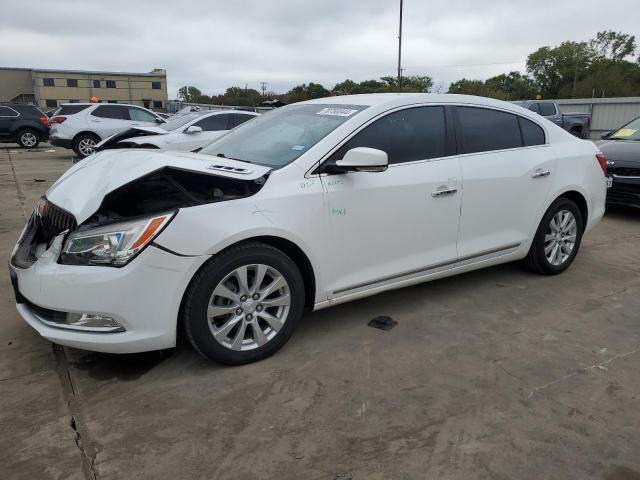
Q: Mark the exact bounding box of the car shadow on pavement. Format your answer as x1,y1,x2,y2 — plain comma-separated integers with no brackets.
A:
69,348,175,381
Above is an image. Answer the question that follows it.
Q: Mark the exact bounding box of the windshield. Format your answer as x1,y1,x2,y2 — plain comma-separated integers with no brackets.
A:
200,104,367,167
161,112,206,131
611,117,640,141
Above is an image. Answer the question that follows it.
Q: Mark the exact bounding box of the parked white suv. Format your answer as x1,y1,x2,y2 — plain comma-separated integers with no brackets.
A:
96,109,259,153
49,103,166,158
10,94,607,365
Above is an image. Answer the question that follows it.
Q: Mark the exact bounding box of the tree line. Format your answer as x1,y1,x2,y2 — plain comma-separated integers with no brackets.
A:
178,31,640,106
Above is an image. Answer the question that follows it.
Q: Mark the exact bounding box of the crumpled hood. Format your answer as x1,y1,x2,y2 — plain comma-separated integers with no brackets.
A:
46,149,271,223
95,126,169,150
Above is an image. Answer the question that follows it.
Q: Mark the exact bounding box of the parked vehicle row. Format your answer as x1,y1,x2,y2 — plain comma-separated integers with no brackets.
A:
0,102,50,148
10,93,607,365
95,109,259,153
513,100,591,138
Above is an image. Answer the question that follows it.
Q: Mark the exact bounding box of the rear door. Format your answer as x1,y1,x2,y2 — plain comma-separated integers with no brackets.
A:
89,105,131,138
539,102,562,127
454,106,554,263
321,105,462,297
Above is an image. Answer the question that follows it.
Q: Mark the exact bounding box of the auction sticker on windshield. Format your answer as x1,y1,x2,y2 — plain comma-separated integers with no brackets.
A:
613,128,638,138
316,107,359,117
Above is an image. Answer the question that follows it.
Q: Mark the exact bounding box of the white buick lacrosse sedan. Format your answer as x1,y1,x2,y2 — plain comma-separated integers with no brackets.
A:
10,94,607,365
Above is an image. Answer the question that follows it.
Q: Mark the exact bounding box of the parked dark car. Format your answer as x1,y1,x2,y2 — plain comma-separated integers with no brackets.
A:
513,100,591,138
0,103,50,148
597,116,640,208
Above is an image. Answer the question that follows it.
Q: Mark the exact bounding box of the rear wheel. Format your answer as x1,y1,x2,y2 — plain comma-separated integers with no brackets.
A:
523,198,584,275
72,133,100,158
183,242,305,365
17,129,40,149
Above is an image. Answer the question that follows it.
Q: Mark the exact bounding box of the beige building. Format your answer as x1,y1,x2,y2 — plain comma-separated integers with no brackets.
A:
0,67,168,111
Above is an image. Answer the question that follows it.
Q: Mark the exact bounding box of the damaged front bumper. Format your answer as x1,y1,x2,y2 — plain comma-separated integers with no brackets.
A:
10,239,208,353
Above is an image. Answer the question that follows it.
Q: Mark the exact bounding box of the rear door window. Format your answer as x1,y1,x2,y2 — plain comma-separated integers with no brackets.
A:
194,114,230,131
58,105,91,115
456,107,523,154
329,106,447,164
539,102,557,116
0,106,19,117
231,113,256,128
92,105,129,120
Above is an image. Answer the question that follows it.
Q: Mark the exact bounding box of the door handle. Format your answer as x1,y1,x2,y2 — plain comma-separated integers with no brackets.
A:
431,187,458,197
532,169,551,179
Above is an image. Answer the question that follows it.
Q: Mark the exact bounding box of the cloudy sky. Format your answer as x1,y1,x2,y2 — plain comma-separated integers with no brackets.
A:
1,0,637,97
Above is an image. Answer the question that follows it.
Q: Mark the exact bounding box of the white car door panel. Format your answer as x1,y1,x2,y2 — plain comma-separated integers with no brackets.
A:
324,159,462,297
319,105,462,297
455,106,554,260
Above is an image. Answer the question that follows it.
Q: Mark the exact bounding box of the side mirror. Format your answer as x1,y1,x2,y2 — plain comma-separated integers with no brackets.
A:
328,147,388,173
185,125,203,134
600,130,613,139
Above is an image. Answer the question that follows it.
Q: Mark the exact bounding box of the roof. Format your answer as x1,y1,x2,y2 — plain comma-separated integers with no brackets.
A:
0,67,165,77
303,93,518,109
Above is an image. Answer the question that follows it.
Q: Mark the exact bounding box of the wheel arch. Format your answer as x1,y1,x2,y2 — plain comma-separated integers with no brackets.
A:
555,189,588,232
178,235,317,328
72,130,102,144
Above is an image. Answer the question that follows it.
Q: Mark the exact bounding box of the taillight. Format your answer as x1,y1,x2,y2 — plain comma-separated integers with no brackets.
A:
596,153,607,176
50,116,66,124
39,115,49,127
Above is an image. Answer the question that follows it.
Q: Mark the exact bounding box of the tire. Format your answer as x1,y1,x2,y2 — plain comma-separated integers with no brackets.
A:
183,242,305,365
570,129,582,138
523,197,584,275
17,129,40,149
72,133,100,159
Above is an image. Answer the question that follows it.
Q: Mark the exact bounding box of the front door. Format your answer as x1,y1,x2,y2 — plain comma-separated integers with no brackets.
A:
321,106,462,298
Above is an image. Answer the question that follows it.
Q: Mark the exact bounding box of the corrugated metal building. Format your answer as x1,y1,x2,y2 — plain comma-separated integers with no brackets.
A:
557,97,640,137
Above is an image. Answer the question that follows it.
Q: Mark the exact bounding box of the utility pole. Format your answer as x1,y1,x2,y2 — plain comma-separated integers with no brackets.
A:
260,81,268,98
397,0,404,92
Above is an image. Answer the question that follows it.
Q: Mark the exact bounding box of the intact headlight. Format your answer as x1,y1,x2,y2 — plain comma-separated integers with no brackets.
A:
61,213,174,266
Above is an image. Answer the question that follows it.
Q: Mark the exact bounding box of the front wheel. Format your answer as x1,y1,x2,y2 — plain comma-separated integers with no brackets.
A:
183,242,305,365
523,198,584,275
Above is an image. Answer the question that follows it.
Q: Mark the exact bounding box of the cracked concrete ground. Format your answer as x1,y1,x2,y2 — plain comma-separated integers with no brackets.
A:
1,145,640,480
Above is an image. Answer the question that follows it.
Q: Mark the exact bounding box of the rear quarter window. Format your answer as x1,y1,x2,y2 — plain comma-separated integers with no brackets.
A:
518,117,546,146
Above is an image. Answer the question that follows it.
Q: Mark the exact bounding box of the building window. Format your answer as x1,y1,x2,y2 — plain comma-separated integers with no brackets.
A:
143,100,150,109
152,81,161,90
93,80,101,88
67,79,78,87
153,101,163,108
68,99,79,103
43,78,55,87
45,99,57,108
106,80,116,88
107,100,118,103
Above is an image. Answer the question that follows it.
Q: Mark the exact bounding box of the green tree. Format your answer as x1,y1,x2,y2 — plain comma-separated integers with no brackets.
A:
590,30,636,61
285,83,330,103
484,71,538,100
177,86,203,102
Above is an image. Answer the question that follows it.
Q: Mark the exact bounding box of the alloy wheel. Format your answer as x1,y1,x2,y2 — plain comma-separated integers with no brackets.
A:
78,138,96,156
544,209,577,266
21,132,37,147
207,264,291,351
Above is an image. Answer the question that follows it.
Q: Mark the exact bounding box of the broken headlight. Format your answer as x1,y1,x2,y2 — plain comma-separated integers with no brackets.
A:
61,213,174,266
